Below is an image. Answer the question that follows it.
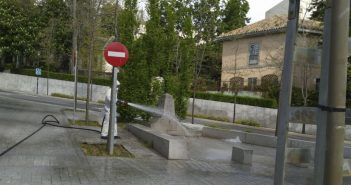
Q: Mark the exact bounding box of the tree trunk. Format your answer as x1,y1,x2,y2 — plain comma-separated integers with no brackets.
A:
23,56,26,67
1,54,4,66
232,92,237,123
191,80,196,124
15,55,20,68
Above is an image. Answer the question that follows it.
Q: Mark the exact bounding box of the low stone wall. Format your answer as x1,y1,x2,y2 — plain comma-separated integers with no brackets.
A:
0,73,109,102
188,98,277,128
188,98,351,137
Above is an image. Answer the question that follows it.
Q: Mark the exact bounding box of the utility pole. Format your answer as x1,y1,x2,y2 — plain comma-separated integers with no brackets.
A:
72,0,78,119
314,0,331,184
324,0,350,184
273,0,300,185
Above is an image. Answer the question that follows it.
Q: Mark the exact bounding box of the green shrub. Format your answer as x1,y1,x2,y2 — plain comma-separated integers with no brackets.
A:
188,113,229,122
193,92,277,108
206,124,227,130
291,87,318,107
51,93,86,101
235,120,260,127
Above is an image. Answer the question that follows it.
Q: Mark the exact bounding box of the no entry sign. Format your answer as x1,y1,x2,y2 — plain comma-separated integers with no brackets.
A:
103,42,129,67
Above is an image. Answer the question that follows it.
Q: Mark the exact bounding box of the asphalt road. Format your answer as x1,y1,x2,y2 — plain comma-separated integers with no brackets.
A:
0,90,103,112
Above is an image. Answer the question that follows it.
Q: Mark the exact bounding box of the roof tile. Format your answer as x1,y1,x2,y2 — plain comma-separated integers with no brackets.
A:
218,16,322,40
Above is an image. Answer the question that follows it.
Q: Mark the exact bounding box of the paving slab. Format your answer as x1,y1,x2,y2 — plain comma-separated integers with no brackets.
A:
0,91,350,185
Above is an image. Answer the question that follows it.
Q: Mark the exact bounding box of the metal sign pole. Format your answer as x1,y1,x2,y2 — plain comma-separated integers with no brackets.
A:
273,0,300,185
313,1,331,184
37,77,39,94
107,67,118,155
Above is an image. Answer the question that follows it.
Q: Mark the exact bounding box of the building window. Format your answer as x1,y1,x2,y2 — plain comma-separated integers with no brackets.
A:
248,77,257,91
248,43,260,65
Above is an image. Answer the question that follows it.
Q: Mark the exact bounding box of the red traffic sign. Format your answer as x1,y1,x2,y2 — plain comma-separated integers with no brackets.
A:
103,42,129,67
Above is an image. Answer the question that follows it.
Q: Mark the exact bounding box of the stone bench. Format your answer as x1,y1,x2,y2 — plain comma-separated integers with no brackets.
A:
344,159,351,176
128,124,188,159
231,145,253,165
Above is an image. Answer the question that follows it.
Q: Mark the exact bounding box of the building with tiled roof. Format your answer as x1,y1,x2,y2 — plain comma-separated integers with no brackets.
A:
217,15,322,41
217,15,323,92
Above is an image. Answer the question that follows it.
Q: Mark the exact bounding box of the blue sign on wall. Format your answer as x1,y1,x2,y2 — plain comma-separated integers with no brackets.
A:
35,68,41,76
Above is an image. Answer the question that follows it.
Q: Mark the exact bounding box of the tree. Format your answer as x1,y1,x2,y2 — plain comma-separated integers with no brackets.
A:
221,0,250,33
0,0,41,66
309,0,326,21
309,0,351,35
37,0,72,72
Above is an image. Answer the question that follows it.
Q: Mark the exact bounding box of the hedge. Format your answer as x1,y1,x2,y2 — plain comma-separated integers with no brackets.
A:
193,92,278,108
11,68,111,86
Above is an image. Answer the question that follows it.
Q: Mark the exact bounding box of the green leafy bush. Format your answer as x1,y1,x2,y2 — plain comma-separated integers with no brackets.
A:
189,113,229,122
193,92,277,108
235,119,260,127
291,87,318,107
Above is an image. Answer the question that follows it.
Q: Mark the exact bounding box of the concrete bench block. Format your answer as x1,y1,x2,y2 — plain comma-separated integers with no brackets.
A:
245,133,277,148
286,148,311,167
345,146,351,158
231,145,253,164
128,124,188,159
344,159,351,176
128,124,154,144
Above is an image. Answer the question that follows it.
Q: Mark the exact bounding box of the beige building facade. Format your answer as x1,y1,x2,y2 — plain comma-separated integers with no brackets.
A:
217,16,322,91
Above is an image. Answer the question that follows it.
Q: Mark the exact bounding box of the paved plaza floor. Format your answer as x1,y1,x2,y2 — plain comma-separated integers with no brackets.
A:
0,92,350,185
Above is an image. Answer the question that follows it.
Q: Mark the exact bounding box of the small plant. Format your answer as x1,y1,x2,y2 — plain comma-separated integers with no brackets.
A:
63,108,85,113
51,93,87,101
80,143,134,157
206,124,228,130
189,114,229,122
193,92,278,108
69,119,100,127
97,100,105,104
235,119,260,127
118,122,127,129
142,141,153,148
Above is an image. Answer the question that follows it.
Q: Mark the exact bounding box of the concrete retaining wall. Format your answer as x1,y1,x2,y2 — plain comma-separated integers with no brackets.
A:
0,73,109,102
188,98,277,129
188,98,351,137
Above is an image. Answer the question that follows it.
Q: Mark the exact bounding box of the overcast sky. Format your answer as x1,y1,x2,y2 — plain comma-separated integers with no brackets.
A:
247,0,283,23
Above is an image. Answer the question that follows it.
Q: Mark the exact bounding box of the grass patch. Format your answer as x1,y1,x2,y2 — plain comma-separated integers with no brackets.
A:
205,124,228,130
188,114,229,122
80,143,135,157
142,140,153,148
235,120,260,127
97,100,105,104
118,122,127,129
63,108,85,113
51,93,87,101
69,119,100,127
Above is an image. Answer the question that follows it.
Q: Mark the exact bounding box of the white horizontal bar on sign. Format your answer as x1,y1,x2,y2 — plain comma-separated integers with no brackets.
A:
108,51,126,58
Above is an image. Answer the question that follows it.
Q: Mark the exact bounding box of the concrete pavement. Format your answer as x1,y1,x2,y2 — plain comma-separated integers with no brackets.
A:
0,91,350,184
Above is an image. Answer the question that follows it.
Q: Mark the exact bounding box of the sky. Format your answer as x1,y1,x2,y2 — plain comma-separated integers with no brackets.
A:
246,0,283,23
